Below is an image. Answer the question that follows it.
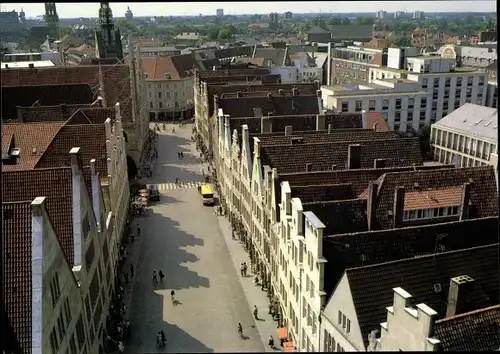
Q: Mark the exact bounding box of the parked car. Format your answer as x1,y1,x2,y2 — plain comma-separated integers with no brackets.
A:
148,184,160,202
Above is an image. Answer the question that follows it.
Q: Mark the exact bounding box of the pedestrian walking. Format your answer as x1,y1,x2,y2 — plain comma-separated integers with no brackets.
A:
153,269,158,284
159,270,165,283
268,335,275,349
243,262,248,277
240,263,245,277
137,227,141,237
170,290,176,304
131,233,135,243
253,305,259,319
130,263,134,277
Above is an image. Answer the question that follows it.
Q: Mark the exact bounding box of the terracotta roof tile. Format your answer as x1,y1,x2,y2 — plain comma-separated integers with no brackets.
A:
321,216,499,307
261,138,423,174
365,112,390,132
346,244,499,349
292,183,355,203
1,65,133,122
2,130,14,156
220,95,321,118
202,74,281,85
433,304,500,351
67,107,116,125
198,67,271,79
2,168,74,263
373,166,499,229
2,201,33,354
404,187,463,210
1,122,64,171
1,84,95,120
16,104,89,123
36,124,108,177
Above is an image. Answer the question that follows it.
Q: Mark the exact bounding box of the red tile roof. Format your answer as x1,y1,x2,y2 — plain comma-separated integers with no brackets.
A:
16,104,90,123
403,187,463,210
141,55,197,81
67,107,116,125
372,166,499,229
1,122,65,171
36,124,108,177
365,112,389,132
433,304,500,351
1,65,133,122
2,201,33,354
346,244,499,350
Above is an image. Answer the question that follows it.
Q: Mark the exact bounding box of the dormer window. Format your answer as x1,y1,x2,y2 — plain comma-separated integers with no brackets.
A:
165,72,172,79
403,206,459,220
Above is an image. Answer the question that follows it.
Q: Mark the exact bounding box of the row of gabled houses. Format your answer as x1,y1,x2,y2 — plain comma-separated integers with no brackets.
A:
1,50,149,353
194,67,500,351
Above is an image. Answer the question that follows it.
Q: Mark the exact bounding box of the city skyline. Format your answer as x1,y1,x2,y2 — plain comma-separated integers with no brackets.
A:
1,1,496,18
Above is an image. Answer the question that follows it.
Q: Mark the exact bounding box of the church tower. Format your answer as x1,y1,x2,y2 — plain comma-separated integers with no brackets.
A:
19,8,26,28
95,2,124,62
44,2,59,37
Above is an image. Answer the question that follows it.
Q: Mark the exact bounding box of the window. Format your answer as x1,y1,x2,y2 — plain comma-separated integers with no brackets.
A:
419,111,426,120
479,76,485,85
444,77,451,87
346,319,351,334
63,298,72,324
466,88,472,97
432,89,439,100
149,101,153,109
341,101,348,112
158,91,162,99
444,88,450,99
395,99,402,110
338,310,342,325
395,111,401,122
408,97,414,109
382,99,389,110
422,78,428,88
50,273,61,306
407,111,413,121
443,101,449,110
433,78,439,88
457,77,462,86
355,101,362,112
467,77,473,86
69,334,77,354
157,83,161,89
454,100,461,109
148,91,152,98
57,315,66,341
455,90,461,99
50,328,59,352
369,100,376,111
421,97,427,109
342,314,347,329
159,102,163,109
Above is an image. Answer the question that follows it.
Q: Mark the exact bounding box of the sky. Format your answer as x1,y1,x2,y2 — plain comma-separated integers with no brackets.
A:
1,1,496,18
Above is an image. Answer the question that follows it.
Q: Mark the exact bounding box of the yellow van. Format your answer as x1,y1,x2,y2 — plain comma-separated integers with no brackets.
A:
200,183,215,206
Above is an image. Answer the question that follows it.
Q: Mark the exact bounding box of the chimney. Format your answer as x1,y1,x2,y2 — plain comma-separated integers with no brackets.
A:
347,144,362,169
284,125,293,136
254,137,261,158
327,124,333,134
90,159,102,232
237,91,242,98
261,117,272,133
393,186,405,228
306,163,312,172
446,275,475,317
213,94,219,116
459,182,472,221
331,164,337,170
316,89,322,98
267,92,272,101
316,114,326,130
374,158,387,169
278,89,284,96
361,110,367,129
367,182,378,230
292,87,298,96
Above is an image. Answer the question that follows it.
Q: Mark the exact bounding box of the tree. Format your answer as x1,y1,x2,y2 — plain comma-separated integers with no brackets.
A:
355,16,374,26
217,28,232,40
393,36,412,47
328,16,342,26
312,17,327,30
341,17,351,25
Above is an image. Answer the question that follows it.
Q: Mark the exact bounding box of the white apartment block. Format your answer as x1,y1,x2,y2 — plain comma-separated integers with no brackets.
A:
322,54,488,132
430,103,498,168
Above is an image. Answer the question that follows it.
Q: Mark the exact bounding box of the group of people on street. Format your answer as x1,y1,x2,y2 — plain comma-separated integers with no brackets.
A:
177,151,185,159
240,262,248,277
152,269,165,284
157,330,167,348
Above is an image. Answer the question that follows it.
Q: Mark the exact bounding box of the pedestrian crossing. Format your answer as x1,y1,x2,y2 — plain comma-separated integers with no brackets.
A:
152,181,204,191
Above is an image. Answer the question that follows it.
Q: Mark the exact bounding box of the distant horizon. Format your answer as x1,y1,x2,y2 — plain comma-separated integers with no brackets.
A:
1,1,496,19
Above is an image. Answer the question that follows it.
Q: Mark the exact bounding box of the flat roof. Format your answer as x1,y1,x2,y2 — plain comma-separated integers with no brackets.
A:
1,60,55,68
372,66,480,76
433,103,498,142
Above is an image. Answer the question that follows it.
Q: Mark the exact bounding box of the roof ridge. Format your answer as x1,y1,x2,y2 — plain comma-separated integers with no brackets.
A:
345,243,498,273
436,304,500,323
263,137,418,148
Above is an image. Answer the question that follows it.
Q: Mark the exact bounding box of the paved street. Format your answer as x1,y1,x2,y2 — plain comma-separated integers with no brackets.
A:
124,123,271,353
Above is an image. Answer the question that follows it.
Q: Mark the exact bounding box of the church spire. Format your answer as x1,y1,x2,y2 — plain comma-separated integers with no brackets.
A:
44,2,59,37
